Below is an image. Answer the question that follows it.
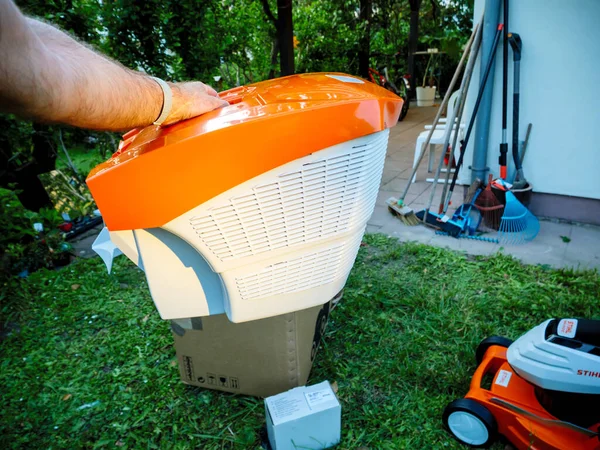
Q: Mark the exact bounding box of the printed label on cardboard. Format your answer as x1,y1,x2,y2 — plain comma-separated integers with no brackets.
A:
495,369,512,387
268,396,307,421
183,356,194,382
305,388,334,409
558,319,578,338
207,373,217,386
218,375,229,388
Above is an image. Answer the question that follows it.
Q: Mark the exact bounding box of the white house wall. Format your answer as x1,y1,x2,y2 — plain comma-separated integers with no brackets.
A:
461,0,600,200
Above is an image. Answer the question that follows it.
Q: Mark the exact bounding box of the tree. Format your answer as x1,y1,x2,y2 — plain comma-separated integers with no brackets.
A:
259,0,281,78
407,0,421,98
358,0,372,78
260,0,295,77
278,0,295,76
293,0,360,75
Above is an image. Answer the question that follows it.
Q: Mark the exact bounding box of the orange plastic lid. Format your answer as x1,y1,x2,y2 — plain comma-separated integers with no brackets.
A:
87,73,402,231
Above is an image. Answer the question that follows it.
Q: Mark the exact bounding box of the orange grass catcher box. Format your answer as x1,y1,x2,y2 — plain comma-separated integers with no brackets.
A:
88,73,402,323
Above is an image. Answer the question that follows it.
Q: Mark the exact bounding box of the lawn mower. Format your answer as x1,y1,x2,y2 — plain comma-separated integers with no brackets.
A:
443,318,600,449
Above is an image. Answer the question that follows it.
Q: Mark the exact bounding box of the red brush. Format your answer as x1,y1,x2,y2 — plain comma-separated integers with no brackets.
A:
474,174,504,230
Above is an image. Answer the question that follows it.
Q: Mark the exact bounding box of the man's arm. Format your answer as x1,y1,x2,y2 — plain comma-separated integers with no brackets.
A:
0,0,228,130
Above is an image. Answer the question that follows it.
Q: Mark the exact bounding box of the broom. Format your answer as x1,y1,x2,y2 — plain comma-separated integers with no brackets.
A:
474,174,504,230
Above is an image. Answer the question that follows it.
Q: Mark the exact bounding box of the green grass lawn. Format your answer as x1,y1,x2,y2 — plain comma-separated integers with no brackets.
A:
1,234,598,449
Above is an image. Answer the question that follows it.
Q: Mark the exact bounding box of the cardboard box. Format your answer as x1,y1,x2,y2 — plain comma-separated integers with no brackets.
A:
265,381,341,450
171,299,334,397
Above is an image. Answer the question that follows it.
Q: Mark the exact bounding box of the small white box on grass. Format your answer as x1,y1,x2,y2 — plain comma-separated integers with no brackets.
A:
265,381,341,450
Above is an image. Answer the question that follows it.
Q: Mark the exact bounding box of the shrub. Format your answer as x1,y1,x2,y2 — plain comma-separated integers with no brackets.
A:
0,188,71,280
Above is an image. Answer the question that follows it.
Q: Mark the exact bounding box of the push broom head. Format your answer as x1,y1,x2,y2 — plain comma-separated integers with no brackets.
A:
386,197,420,226
498,191,540,245
474,174,504,230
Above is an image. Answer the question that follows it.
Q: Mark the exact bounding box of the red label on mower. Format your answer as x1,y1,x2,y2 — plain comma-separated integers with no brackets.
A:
558,319,577,338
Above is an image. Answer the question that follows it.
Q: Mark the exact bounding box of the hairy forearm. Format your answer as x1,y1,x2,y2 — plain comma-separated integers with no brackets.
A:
0,6,162,130
0,0,227,130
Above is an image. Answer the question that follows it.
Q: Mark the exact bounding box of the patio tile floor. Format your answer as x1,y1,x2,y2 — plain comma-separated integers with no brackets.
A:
368,106,600,271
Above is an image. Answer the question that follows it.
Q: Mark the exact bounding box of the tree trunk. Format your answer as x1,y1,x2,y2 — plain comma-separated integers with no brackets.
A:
408,0,422,98
358,0,372,79
13,124,54,211
277,0,294,76
268,38,280,79
13,167,52,212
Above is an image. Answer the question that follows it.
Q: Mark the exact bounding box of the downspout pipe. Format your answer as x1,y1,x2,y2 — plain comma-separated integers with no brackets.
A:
470,0,502,182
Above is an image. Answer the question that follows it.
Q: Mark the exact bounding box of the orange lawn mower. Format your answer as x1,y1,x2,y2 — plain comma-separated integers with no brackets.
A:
443,318,600,449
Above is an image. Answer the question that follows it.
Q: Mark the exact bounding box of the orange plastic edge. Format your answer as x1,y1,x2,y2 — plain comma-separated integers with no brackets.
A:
87,74,402,231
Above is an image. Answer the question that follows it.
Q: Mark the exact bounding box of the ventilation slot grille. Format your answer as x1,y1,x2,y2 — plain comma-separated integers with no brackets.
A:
190,132,387,262
235,233,363,300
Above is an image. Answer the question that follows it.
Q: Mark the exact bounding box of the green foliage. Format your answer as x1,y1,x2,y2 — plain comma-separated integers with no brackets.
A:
38,169,97,220
14,0,474,91
0,188,37,252
1,236,598,448
55,145,105,176
35,207,63,229
416,0,474,88
0,188,70,280
4,232,72,277
370,0,410,71
294,0,361,74
0,115,35,170
20,0,103,44
96,0,273,88
211,0,275,85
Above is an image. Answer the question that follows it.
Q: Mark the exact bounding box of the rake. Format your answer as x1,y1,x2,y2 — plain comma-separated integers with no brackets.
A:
498,191,540,245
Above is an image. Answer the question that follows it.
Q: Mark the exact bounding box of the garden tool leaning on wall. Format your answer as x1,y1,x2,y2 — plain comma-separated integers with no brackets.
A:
386,20,481,225
413,21,483,234
415,23,504,238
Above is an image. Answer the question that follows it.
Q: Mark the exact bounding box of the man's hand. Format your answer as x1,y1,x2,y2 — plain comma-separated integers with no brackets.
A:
0,0,228,131
165,81,228,126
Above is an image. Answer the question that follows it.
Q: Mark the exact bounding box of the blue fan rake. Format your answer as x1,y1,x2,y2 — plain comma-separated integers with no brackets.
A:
498,191,540,245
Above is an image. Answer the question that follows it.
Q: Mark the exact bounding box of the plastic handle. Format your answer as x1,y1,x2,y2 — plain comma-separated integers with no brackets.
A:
508,33,522,61
219,86,255,105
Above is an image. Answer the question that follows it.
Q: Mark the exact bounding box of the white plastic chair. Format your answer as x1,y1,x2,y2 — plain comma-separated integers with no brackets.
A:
424,90,462,131
412,91,464,183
